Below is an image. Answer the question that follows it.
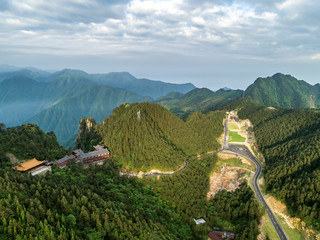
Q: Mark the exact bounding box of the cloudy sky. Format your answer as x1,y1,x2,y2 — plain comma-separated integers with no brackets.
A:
0,0,319,89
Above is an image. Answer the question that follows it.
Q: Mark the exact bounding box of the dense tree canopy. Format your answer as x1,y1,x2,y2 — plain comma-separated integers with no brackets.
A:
0,123,69,167
143,155,262,239
0,162,194,240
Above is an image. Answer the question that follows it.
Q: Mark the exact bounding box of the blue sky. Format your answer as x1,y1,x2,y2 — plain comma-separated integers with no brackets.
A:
0,0,319,90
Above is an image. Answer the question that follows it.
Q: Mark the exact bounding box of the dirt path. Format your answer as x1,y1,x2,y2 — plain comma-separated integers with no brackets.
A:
5,152,20,165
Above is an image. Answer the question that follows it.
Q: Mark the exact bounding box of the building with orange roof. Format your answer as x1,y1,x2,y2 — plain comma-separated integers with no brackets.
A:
14,158,45,173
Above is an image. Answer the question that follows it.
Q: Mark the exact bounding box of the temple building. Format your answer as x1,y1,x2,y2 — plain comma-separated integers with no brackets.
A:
14,158,45,173
13,158,51,176
55,145,109,168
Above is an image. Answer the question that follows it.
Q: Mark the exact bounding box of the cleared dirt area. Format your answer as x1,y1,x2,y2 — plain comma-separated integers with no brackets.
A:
207,165,247,199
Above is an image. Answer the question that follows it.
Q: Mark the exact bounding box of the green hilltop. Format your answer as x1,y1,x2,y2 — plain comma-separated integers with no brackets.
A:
0,123,69,166
77,102,225,171
244,73,320,108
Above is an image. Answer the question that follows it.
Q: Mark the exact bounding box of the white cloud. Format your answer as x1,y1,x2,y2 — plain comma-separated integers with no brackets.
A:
1,0,320,88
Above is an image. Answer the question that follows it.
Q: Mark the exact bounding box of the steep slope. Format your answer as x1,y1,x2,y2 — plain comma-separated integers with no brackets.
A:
158,88,243,118
27,86,152,147
0,123,68,165
236,104,320,230
81,103,225,171
244,73,319,108
0,77,48,126
0,75,96,127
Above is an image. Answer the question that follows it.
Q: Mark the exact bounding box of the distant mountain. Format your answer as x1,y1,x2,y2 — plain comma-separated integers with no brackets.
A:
157,88,243,118
0,68,50,82
156,91,184,101
77,102,224,171
27,85,151,147
0,67,195,146
244,73,320,108
90,72,196,99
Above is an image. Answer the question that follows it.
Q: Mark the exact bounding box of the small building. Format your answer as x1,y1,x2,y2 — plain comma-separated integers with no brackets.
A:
55,155,75,168
81,147,110,165
14,158,45,173
55,146,110,168
193,218,206,225
208,231,235,240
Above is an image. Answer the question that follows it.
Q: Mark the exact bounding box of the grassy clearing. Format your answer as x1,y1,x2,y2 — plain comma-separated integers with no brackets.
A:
213,156,254,173
261,212,279,240
228,122,239,130
229,131,246,142
275,213,305,240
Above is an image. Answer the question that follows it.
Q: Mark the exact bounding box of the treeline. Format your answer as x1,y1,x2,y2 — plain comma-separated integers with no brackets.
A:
0,123,69,166
0,162,194,240
143,155,262,239
236,100,320,229
77,103,225,171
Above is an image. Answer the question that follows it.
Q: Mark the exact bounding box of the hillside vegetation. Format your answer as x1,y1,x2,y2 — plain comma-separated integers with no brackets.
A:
143,155,263,240
0,123,68,166
77,103,225,171
235,102,320,230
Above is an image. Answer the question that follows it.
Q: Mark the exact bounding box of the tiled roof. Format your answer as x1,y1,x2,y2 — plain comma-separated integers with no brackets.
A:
14,158,44,172
82,148,109,159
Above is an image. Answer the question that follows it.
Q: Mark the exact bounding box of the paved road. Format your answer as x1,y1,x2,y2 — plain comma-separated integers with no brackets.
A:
223,118,288,240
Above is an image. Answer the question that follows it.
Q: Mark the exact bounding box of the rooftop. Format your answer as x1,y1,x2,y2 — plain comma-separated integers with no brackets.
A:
14,158,44,172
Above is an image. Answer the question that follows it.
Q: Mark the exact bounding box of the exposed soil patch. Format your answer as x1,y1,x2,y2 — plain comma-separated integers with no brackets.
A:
207,165,247,199
258,216,267,240
265,195,320,239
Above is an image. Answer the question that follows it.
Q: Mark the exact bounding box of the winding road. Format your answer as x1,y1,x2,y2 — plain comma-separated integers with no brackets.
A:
124,115,288,239
222,117,288,240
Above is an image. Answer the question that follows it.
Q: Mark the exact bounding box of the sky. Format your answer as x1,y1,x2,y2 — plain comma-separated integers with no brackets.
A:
0,0,320,90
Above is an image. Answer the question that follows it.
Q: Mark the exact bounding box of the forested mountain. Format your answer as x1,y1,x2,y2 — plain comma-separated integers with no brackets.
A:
234,101,320,230
76,103,225,171
244,73,320,108
0,123,68,166
157,88,243,118
90,72,195,99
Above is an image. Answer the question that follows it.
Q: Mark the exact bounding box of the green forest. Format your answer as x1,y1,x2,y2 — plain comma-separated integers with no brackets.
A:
143,155,263,240
77,102,225,171
235,100,320,229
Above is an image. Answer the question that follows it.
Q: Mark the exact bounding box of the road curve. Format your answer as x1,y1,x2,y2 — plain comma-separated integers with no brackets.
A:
223,118,288,240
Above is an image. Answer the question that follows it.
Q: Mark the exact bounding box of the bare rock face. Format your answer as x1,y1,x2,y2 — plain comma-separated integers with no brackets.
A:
75,117,101,152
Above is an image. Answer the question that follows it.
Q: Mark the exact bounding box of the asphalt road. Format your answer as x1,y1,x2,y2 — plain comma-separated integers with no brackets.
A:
223,118,288,240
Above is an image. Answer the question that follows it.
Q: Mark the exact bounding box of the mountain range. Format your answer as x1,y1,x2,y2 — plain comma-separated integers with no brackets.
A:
1,65,320,147
0,67,195,146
